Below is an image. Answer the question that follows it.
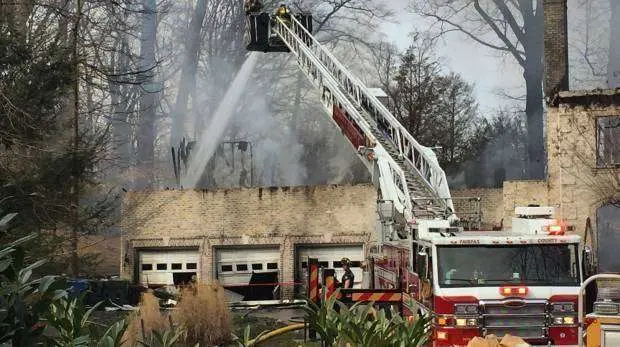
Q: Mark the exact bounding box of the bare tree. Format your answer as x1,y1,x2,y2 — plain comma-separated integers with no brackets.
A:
170,0,207,146
411,0,545,179
607,0,620,86
0,0,163,275
136,0,159,188
568,0,609,88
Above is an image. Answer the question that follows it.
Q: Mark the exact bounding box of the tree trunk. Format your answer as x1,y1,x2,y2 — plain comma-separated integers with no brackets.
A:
524,63,545,179
136,0,158,189
110,37,134,169
70,0,83,277
523,4,545,179
170,0,207,146
608,0,620,87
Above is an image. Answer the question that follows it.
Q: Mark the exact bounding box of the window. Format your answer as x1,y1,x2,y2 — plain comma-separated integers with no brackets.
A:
252,263,263,270
141,264,153,271
171,263,182,270
333,261,342,268
186,263,197,269
221,265,233,272
301,261,307,269
597,116,620,167
267,262,278,270
319,261,329,268
156,263,167,270
351,261,361,267
437,244,580,288
236,264,248,271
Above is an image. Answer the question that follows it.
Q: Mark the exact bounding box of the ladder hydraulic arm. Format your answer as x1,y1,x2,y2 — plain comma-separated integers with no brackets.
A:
270,14,458,235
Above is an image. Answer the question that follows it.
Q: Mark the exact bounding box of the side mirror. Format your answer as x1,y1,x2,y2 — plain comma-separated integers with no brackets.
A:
416,251,428,279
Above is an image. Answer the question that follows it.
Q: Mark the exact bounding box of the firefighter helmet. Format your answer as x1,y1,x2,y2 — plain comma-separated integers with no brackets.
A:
341,257,351,266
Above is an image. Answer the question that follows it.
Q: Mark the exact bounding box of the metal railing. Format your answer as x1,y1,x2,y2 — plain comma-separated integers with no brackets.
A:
578,273,620,347
280,15,454,215
272,16,415,223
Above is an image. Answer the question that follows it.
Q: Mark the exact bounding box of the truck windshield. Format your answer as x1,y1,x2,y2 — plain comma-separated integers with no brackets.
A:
437,244,580,288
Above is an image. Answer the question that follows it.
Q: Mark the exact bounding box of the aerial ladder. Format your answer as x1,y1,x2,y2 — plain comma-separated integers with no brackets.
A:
245,5,458,241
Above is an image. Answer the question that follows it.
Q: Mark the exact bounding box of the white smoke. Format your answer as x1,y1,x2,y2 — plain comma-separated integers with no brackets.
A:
182,52,259,188
233,88,308,187
181,48,370,189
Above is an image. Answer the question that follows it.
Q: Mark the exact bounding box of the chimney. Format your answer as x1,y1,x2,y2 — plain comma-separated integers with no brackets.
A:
543,0,569,102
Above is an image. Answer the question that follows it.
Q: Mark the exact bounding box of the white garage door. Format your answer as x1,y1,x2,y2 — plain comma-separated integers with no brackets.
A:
215,247,280,286
297,245,364,289
139,249,199,287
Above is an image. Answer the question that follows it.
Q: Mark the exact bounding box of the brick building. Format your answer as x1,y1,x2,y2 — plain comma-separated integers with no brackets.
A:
453,92,619,232
120,184,376,299
452,0,619,271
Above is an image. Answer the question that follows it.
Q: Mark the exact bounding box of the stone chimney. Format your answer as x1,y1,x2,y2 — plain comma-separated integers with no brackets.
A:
543,0,569,102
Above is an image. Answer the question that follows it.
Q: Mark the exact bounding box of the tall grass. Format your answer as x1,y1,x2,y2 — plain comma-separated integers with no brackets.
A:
122,283,231,346
123,291,168,346
172,282,232,345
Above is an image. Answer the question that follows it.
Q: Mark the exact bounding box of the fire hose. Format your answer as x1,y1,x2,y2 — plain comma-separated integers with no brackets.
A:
245,323,306,346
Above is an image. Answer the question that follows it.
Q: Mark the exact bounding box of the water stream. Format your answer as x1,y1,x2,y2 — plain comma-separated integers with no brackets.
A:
182,52,259,188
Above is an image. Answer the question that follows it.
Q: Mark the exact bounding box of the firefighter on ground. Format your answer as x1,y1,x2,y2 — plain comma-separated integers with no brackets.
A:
275,3,292,26
339,257,355,289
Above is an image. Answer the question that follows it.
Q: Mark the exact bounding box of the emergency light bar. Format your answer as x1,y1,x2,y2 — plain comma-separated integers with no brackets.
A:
499,285,529,297
545,224,566,235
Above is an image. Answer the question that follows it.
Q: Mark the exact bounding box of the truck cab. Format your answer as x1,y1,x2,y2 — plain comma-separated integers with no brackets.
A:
373,206,584,346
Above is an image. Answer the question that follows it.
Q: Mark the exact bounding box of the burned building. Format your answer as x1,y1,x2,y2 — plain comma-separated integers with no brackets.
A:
120,184,376,300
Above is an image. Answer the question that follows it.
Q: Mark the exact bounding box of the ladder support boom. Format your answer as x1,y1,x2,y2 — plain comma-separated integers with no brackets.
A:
268,14,458,232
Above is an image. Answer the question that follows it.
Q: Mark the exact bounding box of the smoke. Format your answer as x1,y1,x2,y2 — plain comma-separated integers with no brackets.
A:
233,88,308,187
185,52,312,188
448,110,528,189
182,52,259,188
184,51,369,189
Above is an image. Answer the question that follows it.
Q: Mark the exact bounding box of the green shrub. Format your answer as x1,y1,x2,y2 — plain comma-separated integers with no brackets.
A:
0,233,68,346
0,214,129,347
303,289,432,347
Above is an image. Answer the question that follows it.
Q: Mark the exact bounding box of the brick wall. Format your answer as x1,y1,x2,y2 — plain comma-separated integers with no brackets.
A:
121,184,377,298
543,0,569,98
451,188,503,229
546,93,620,237
502,180,550,228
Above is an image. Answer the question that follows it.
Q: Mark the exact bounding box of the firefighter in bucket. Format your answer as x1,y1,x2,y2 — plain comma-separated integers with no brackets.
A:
275,3,292,26
243,0,263,14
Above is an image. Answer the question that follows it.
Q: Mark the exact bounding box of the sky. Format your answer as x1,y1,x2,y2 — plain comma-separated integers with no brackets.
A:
379,3,526,115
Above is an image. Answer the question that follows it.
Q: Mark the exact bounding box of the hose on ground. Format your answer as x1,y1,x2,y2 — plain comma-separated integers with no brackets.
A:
246,323,307,346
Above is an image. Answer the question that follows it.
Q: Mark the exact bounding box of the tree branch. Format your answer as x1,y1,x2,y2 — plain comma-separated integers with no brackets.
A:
473,0,526,67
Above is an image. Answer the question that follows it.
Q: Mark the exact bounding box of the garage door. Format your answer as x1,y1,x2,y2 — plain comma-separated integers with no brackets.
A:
297,245,364,290
139,249,199,287
215,247,280,287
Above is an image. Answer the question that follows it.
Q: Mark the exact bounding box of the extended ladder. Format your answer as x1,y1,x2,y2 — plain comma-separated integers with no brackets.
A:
272,16,457,232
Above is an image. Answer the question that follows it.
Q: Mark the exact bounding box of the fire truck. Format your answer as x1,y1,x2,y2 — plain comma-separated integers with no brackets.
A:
239,4,589,346
371,206,584,346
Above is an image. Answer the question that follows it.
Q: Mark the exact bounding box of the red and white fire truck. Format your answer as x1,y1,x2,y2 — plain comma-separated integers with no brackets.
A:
372,206,583,346
239,6,589,346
